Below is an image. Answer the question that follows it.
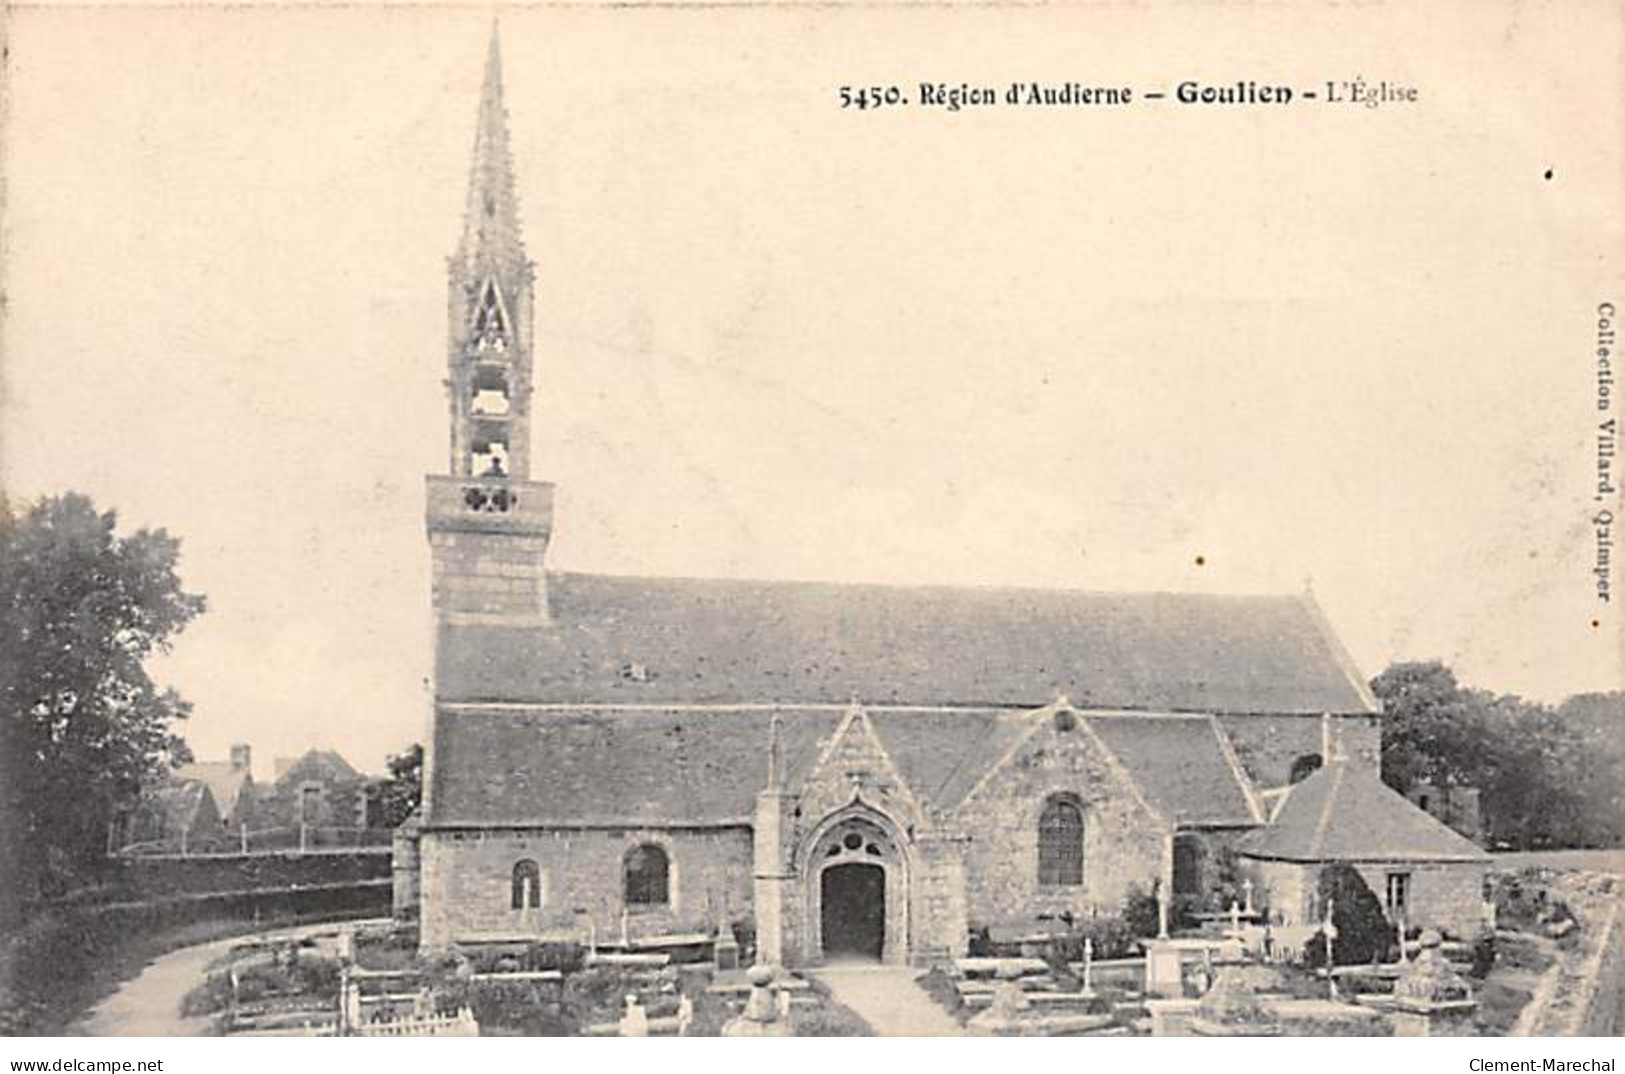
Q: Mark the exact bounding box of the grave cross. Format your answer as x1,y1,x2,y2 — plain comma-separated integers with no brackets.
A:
1323,898,1340,999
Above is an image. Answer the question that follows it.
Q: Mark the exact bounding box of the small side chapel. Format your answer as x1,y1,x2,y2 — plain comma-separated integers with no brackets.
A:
402,31,1486,966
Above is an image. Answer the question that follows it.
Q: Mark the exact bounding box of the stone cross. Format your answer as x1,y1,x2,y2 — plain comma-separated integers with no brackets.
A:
341,969,362,1035
1323,898,1339,998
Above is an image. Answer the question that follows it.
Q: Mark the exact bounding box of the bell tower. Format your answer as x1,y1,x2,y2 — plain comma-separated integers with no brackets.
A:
426,26,554,627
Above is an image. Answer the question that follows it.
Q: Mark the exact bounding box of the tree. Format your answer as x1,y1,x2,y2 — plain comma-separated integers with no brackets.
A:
1303,863,1394,967
0,494,204,909
1369,661,1491,792
366,743,423,829
1553,693,1625,848
1369,660,1592,850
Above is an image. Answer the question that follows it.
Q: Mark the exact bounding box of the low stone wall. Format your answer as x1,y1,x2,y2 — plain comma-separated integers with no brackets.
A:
95,850,391,905
1518,877,1623,1036
1573,896,1624,1035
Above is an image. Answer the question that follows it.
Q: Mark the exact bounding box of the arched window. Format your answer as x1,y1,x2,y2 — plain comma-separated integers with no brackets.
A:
1038,795,1085,887
624,844,670,906
511,859,541,910
1289,753,1324,784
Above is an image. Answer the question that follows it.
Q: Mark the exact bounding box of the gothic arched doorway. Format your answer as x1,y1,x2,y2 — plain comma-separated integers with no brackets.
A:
821,863,885,959
804,812,908,964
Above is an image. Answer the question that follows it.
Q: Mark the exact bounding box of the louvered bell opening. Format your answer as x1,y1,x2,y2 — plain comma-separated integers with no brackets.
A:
471,363,511,416
471,419,510,477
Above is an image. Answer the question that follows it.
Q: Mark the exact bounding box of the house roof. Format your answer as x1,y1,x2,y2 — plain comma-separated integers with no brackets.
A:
435,572,1377,715
426,705,1262,829
273,749,361,786
153,778,217,835
175,761,251,817
1237,762,1489,863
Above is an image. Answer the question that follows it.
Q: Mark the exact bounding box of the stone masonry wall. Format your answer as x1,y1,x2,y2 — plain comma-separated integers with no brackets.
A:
428,530,550,623
956,715,1170,927
1350,860,1487,939
910,832,970,964
1241,858,1486,939
418,826,753,950
1243,859,1315,925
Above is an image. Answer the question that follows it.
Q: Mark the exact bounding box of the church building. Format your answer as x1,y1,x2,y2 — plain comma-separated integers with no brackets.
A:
406,33,1483,966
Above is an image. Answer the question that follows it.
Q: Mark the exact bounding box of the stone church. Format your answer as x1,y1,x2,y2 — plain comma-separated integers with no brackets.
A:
404,33,1485,965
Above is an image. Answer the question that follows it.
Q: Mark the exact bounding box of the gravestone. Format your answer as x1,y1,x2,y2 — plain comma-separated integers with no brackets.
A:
1142,940,1184,998
618,994,650,1037
1387,931,1477,1037
714,923,740,972
1187,965,1282,1037
721,964,792,1037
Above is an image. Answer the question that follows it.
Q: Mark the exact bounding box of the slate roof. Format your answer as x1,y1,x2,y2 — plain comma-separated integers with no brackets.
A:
1089,715,1262,826
435,572,1377,715
426,706,1261,829
175,761,251,818
151,779,218,837
1238,762,1489,863
273,749,361,787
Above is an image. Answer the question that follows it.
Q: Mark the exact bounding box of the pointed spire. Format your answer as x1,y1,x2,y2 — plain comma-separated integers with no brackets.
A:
458,21,524,269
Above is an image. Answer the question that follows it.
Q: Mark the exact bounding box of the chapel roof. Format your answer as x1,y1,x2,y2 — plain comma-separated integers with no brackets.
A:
425,706,1262,829
435,571,1379,715
1237,761,1489,864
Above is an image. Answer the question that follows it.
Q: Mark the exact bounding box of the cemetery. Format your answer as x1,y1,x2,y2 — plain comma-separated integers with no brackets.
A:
156,857,1619,1037
180,921,870,1037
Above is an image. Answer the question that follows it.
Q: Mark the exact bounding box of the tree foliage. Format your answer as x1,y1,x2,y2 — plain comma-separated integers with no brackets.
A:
366,742,423,829
1370,661,1616,850
0,493,204,907
1303,863,1394,968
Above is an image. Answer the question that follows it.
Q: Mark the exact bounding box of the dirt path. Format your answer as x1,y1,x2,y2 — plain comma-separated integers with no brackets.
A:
811,964,963,1037
71,919,387,1037
71,936,239,1037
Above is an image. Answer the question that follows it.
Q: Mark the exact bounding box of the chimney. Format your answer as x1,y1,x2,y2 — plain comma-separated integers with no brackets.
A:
230,743,252,773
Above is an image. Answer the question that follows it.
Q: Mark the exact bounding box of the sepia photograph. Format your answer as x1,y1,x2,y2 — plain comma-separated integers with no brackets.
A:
1,0,1621,1046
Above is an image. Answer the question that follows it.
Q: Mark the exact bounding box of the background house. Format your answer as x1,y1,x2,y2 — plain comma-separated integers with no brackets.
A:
123,779,226,854
257,749,369,836
172,742,257,834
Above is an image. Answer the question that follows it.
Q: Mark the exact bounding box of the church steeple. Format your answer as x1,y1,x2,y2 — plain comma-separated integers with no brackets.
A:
445,22,534,482
426,27,554,629
456,25,525,273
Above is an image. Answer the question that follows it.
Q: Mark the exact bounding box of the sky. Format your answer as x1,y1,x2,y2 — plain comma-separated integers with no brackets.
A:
3,3,1621,778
